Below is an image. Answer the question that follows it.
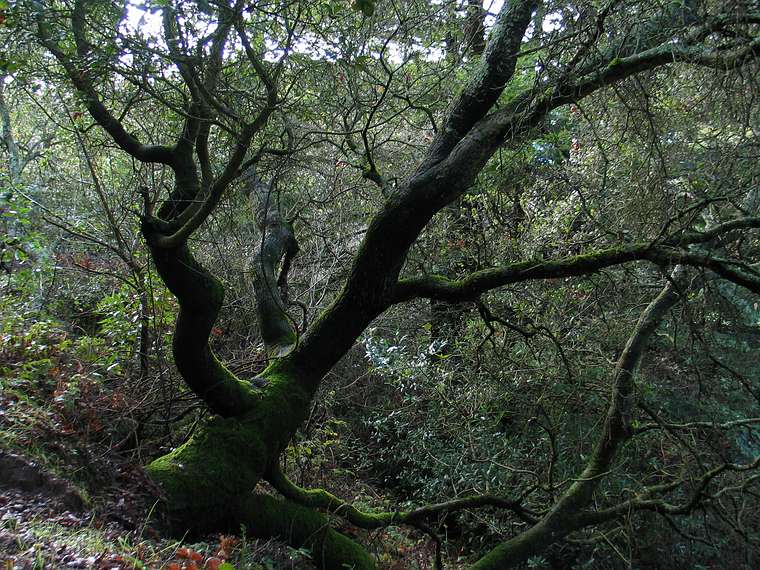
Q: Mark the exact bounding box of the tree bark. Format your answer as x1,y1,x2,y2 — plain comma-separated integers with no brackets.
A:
245,173,299,357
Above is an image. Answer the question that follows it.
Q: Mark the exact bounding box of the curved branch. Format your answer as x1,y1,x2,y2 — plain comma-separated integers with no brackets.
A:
266,465,538,530
237,494,376,570
633,417,760,435
415,34,760,198
34,0,175,165
150,7,281,248
393,236,760,304
577,454,760,526
471,268,686,569
423,0,535,167
246,174,299,356
149,243,259,416
151,117,273,248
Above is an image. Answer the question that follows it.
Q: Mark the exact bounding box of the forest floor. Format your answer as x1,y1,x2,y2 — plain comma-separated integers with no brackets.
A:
0,389,317,570
0,315,440,570
0,388,438,570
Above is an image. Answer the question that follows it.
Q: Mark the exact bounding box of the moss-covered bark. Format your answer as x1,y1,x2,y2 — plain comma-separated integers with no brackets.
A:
145,360,313,526
470,515,575,570
239,494,376,570
245,175,299,356
144,360,375,567
146,414,268,532
149,242,259,417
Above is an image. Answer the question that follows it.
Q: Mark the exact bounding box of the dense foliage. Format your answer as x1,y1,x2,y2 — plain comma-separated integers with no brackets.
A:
1,0,759,568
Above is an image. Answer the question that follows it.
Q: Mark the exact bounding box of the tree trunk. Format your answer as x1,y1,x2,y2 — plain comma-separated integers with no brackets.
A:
141,177,376,567
0,77,22,278
246,174,299,356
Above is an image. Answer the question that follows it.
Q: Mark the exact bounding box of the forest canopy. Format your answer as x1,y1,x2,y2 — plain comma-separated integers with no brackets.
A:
1,0,759,568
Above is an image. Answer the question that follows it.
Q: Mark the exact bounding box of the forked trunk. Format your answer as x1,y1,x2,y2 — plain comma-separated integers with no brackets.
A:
141,181,376,568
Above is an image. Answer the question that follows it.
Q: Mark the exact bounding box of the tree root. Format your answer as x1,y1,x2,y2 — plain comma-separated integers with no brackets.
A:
237,494,377,570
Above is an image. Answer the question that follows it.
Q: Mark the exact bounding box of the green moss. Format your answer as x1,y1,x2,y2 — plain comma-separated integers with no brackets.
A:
146,415,269,532
239,494,377,570
147,424,378,566
267,467,397,529
146,363,316,533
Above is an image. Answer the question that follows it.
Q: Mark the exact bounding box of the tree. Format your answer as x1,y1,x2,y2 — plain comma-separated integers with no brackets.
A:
8,0,760,567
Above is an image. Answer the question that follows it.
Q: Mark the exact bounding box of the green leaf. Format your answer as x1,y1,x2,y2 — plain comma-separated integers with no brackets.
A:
353,0,375,17
0,59,19,73
353,55,372,71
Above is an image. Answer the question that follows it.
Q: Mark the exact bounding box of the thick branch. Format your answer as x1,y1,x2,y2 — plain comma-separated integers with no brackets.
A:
414,34,760,200
393,234,760,304
423,0,535,166
151,116,272,248
246,174,298,356
149,243,259,416
237,494,376,570
33,0,175,165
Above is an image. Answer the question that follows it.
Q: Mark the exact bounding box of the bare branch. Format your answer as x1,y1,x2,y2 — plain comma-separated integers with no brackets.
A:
33,0,176,165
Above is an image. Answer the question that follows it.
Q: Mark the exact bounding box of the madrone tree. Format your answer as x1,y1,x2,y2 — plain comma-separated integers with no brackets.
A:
11,0,760,567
